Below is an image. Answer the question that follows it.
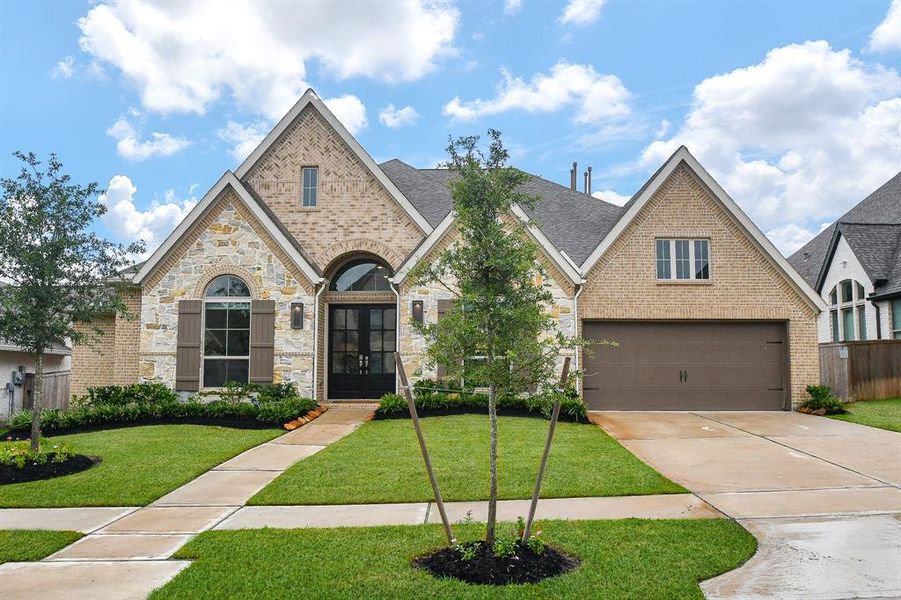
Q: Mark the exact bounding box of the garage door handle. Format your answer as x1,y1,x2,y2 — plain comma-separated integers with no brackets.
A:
684,370,687,383
679,370,683,382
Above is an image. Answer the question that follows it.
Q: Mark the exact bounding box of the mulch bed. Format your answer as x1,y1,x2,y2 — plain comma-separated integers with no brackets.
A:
2,418,281,440
376,407,586,423
413,541,580,585
1,454,99,485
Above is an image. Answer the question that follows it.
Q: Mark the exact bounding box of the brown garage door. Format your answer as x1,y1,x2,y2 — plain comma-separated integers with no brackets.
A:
583,321,787,410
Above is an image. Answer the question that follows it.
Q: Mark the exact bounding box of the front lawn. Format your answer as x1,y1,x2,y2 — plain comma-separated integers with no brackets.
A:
250,415,684,505
829,398,901,433
0,424,281,507
0,530,83,563
153,519,755,599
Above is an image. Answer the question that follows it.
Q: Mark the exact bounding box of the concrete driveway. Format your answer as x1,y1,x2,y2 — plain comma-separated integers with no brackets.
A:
590,411,901,600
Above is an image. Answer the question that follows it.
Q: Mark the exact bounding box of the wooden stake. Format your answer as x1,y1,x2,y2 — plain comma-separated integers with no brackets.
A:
522,356,571,543
394,352,455,544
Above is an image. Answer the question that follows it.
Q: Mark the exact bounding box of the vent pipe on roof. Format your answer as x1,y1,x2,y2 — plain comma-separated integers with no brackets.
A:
570,162,577,190
587,166,592,195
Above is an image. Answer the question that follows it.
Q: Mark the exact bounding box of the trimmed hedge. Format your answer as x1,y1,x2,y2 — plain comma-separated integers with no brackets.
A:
375,379,587,422
9,382,317,435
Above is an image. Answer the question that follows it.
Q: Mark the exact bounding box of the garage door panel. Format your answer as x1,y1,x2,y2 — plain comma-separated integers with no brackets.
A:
583,321,786,411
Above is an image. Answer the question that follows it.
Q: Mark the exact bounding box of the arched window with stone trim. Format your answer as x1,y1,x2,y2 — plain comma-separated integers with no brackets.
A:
203,275,252,387
329,258,393,292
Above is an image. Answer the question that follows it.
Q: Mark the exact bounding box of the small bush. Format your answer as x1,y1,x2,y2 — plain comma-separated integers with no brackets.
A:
801,384,845,415
82,382,179,407
0,440,74,469
375,381,587,422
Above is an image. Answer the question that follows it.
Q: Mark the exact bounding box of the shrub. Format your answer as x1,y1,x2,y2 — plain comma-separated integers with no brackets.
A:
256,382,301,404
801,384,845,415
0,440,74,469
375,382,587,422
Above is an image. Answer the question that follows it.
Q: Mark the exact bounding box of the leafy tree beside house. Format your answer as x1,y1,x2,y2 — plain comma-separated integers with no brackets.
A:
0,152,142,450
411,131,583,546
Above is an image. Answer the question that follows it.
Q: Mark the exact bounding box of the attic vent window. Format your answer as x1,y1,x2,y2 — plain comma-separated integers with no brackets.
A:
302,166,318,208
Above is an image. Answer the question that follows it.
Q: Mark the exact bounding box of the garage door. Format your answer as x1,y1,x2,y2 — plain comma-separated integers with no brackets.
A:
582,321,787,410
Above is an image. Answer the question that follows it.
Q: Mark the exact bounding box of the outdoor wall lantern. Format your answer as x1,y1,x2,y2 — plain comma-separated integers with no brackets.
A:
290,302,304,329
412,300,424,324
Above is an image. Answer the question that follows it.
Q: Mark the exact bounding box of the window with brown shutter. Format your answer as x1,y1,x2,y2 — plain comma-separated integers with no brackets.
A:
249,299,275,384
176,299,202,391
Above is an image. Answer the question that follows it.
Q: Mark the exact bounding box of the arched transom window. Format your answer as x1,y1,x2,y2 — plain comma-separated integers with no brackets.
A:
329,259,393,292
829,279,867,341
203,275,251,387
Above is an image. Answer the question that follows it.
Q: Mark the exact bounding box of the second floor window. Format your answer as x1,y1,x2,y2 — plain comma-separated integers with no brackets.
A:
302,166,318,207
656,239,710,280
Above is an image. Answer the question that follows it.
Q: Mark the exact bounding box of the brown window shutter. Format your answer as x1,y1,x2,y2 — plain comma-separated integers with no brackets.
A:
176,300,202,391
436,299,453,381
250,299,275,385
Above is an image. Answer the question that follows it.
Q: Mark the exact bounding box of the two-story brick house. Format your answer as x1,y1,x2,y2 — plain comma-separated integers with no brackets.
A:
71,89,826,410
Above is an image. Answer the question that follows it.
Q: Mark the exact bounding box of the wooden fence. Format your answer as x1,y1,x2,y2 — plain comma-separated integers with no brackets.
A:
819,340,901,402
23,371,71,411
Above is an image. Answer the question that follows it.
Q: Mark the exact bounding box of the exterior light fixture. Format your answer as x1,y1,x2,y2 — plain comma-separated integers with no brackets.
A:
412,300,424,324
290,302,304,329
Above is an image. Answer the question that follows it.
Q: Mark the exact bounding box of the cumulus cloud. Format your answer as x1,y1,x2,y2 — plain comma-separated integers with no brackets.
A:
218,120,270,162
379,104,420,128
77,0,458,119
504,0,523,15
766,222,831,256
99,175,198,256
868,0,901,53
637,41,901,252
324,94,367,135
592,189,631,206
444,61,631,125
559,0,604,25
106,113,192,160
52,56,75,79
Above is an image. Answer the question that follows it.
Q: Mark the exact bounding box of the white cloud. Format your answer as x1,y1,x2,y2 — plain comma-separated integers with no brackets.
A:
868,0,901,53
444,62,631,124
766,222,830,256
592,189,630,206
379,104,420,128
504,0,523,15
99,175,198,256
654,119,670,139
638,41,901,244
77,1,458,119
106,114,192,160
324,94,367,135
52,56,75,79
559,0,604,26
217,120,270,162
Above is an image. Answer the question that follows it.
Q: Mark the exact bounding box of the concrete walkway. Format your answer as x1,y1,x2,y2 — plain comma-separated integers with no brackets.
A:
0,405,374,600
590,410,901,599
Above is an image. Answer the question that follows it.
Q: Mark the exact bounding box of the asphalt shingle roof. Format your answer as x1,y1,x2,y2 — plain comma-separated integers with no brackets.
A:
380,159,624,266
788,172,901,298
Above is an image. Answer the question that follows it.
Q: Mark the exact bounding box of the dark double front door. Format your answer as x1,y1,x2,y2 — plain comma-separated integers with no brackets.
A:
328,304,397,399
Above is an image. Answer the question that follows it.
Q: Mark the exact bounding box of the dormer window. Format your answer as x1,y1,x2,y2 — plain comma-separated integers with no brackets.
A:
302,166,318,208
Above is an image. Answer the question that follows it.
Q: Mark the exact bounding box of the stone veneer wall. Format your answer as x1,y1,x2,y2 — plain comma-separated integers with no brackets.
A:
578,164,820,407
139,192,316,396
242,106,425,271
70,287,142,396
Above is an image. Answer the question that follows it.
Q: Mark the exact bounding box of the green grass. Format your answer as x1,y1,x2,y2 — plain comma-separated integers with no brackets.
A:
0,530,83,563
0,424,282,507
829,397,901,432
250,415,684,505
153,519,755,599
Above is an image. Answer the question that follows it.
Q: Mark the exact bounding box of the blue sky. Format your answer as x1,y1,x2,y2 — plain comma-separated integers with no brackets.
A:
2,0,899,259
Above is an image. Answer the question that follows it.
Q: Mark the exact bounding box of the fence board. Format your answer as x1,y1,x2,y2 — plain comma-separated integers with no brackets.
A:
819,340,901,402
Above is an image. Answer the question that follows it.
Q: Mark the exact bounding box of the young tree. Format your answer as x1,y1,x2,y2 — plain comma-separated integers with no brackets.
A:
411,131,579,545
0,152,142,450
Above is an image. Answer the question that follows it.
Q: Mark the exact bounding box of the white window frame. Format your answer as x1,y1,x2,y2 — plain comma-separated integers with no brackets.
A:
829,279,868,341
202,276,252,388
655,238,711,280
301,166,318,208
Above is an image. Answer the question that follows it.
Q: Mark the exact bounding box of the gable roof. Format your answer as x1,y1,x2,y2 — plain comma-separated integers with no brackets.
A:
133,172,322,286
580,146,827,311
235,89,433,235
380,160,623,265
789,171,901,297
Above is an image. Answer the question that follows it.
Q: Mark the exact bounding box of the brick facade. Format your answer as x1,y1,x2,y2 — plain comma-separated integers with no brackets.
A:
579,164,820,407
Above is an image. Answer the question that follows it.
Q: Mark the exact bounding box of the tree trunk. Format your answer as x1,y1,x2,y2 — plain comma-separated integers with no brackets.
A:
30,353,44,452
486,381,499,545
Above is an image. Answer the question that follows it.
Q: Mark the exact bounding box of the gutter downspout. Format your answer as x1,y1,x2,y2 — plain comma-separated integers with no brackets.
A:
311,278,326,401
573,282,585,395
389,279,402,394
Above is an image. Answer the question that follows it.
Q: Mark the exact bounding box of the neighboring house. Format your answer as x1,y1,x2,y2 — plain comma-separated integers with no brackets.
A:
789,173,901,343
71,89,825,411
0,341,71,421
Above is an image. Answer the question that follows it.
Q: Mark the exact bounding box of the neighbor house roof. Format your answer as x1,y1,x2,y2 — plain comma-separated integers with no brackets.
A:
788,172,901,299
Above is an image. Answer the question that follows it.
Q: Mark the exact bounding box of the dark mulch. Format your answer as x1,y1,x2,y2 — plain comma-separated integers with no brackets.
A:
376,407,586,423
1,454,99,485
3,418,278,440
413,541,580,585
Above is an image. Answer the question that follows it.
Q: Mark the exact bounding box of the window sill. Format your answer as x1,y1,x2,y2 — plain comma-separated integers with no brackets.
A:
299,205,321,211
655,279,713,286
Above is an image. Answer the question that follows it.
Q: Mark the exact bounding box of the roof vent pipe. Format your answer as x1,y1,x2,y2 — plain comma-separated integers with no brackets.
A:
570,162,577,190
583,171,589,194
587,166,592,195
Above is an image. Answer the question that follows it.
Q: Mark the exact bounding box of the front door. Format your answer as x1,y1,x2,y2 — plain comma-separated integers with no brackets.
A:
328,304,397,399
